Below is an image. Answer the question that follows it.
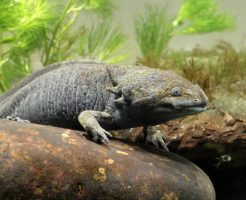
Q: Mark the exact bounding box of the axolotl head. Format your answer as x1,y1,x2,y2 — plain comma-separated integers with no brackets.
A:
109,66,208,125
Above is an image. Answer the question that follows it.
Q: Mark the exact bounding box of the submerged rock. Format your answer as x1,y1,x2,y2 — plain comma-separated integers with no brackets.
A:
114,109,246,199
115,109,246,170
0,119,215,200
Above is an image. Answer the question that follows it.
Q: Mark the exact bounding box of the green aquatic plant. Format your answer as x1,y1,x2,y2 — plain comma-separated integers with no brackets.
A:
40,0,125,65
81,0,115,18
78,21,128,64
135,5,174,67
174,0,235,34
135,0,235,66
40,0,83,65
41,0,116,66
0,0,126,93
0,0,56,91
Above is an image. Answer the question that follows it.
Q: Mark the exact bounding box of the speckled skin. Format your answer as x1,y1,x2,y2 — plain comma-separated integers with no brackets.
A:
0,60,208,145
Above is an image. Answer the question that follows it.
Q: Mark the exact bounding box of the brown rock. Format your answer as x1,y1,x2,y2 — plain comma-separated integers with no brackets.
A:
0,119,215,200
223,112,236,126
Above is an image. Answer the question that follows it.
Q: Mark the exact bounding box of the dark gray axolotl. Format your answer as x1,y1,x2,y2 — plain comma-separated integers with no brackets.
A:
0,60,208,150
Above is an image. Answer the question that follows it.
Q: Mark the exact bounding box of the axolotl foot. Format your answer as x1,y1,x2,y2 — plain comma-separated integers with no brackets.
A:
144,126,169,152
78,110,112,144
90,126,112,144
6,116,30,123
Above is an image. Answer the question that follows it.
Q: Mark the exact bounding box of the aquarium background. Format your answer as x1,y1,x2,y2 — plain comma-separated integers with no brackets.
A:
115,0,245,60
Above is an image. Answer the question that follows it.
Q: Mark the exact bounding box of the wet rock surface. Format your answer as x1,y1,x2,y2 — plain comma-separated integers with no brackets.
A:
0,119,215,200
114,109,246,200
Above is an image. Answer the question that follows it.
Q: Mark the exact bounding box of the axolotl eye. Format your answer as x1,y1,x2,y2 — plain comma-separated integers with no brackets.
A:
171,87,182,96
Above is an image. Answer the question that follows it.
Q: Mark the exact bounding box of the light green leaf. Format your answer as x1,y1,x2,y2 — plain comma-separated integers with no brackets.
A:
78,21,128,64
134,4,174,66
175,0,235,34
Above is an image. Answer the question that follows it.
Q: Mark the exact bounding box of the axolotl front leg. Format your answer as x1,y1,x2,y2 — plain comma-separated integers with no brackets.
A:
78,110,169,151
78,111,112,144
143,126,169,151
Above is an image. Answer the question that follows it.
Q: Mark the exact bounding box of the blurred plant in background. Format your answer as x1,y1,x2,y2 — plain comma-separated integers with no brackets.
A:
41,0,120,66
173,0,234,34
135,0,235,66
0,0,127,92
78,21,128,64
135,5,174,67
0,0,56,91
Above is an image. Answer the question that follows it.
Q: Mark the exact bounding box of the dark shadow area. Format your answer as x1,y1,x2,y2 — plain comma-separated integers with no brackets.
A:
208,169,246,200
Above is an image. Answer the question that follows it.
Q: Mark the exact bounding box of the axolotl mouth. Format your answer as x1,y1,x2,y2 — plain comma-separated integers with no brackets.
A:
184,106,207,114
155,93,208,115
154,103,207,115
159,102,206,109
140,99,207,126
